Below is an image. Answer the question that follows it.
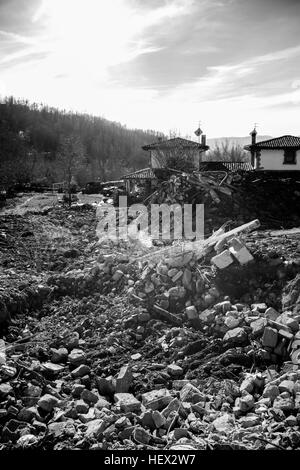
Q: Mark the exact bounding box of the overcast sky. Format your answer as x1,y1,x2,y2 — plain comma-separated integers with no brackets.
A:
0,0,300,137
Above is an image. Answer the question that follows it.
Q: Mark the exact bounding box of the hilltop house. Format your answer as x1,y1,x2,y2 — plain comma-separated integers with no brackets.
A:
122,136,209,193
244,129,300,171
142,136,209,170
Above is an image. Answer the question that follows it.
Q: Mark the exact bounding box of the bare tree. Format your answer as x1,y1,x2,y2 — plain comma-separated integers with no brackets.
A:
153,139,198,173
165,151,197,173
57,135,87,206
205,139,249,162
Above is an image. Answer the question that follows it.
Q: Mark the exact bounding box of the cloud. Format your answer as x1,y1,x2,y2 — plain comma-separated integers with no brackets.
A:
107,0,300,94
164,43,300,104
0,0,300,138
0,30,37,45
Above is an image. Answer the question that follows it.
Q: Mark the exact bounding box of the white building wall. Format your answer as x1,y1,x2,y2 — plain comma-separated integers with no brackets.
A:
258,149,300,170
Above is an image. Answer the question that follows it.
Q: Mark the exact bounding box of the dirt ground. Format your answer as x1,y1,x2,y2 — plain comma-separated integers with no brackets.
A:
1,192,104,216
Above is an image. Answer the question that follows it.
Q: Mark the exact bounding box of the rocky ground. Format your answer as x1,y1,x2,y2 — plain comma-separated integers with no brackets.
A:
1,199,300,450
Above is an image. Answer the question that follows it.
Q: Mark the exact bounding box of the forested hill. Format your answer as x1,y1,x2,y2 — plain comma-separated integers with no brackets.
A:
0,97,164,188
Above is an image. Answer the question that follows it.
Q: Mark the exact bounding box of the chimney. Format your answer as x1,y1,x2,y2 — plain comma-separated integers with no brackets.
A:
250,128,257,145
201,134,206,146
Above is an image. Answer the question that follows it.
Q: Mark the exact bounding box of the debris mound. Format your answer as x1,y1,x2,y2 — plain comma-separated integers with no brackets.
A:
1,189,300,450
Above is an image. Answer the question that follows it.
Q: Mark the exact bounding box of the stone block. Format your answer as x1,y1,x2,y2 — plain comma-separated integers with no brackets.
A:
114,393,141,413
262,327,278,349
211,250,234,269
229,238,254,265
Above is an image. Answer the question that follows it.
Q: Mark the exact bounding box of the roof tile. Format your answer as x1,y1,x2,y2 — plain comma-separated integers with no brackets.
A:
244,135,300,150
142,137,208,151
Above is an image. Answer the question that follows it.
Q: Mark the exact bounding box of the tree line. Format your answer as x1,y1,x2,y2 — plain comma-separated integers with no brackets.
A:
0,96,164,188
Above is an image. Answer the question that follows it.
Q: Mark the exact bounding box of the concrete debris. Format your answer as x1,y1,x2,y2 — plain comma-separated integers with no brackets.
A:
1,201,300,450
211,250,234,270
223,327,247,344
115,365,132,393
142,389,172,411
262,327,278,348
37,394,59,412
229,238,254,265
114,393,141,413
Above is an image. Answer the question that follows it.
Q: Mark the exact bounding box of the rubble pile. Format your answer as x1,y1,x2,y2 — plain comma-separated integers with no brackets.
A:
0,276,51,324
1,286,300,450
148,172,233,206
283,274,300,315
1,200,300,450
144,171,300,234
231,172,300,229
0,205,98,272
146,172,234,237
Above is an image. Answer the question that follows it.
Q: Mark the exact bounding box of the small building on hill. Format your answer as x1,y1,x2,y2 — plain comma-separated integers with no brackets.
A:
244,129,300,171
142,136,209,170
122,136,209,193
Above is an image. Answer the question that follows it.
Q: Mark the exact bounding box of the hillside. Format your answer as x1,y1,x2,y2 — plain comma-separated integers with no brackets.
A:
0,97,164,188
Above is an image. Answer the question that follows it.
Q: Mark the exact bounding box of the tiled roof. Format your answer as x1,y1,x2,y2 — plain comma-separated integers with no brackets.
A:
122,167,156,180
244,135,300,150
142,137,209,151
199,161,253,172
223,162,254,171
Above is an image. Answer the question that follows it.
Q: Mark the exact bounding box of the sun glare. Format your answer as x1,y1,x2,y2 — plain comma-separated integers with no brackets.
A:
36,0,144,78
